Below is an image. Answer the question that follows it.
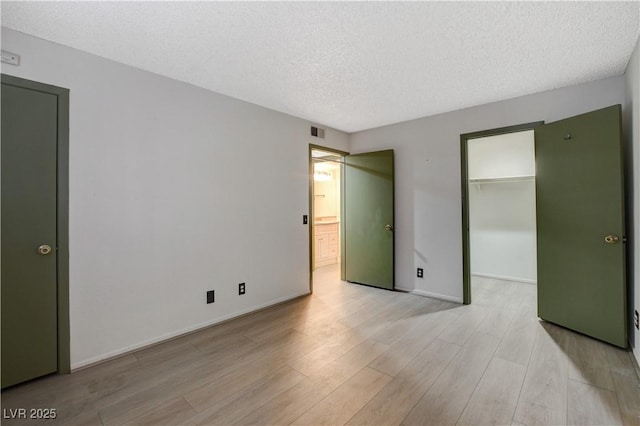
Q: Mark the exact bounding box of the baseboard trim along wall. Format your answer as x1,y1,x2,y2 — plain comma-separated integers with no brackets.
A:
411,289,464,304
472,272,536,285
71,291,311,371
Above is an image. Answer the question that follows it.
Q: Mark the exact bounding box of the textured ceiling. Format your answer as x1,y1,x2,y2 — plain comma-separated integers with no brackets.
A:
2,1,639,133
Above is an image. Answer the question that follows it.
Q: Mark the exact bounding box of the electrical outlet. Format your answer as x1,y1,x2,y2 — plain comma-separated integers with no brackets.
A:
635,309,639,330
417,268,424,278
206,290,215,304
239,282,246,295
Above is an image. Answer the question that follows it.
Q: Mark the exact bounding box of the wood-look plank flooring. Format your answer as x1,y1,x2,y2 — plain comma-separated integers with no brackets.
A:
2,265,639,425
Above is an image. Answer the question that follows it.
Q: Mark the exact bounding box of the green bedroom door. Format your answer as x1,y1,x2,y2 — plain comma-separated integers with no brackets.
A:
536,105,626,348
1,81,59,387
344,150,394,289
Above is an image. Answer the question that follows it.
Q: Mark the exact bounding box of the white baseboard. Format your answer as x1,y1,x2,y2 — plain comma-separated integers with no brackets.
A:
472,272,536,285
71,290,310,371
411,289,463,304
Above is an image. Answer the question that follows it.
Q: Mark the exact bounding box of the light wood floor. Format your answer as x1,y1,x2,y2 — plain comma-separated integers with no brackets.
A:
2,265,639,425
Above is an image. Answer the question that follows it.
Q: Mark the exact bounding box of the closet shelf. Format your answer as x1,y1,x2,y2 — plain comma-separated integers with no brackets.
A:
469,175,535,184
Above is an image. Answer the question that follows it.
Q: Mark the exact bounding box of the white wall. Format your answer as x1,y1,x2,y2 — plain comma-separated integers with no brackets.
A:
1,28,349,368
623,36,640,366
467,130,535,179
350,75,626,302
469,181,537,283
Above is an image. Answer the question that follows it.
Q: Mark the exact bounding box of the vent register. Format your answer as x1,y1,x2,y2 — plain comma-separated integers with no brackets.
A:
311,126,325,139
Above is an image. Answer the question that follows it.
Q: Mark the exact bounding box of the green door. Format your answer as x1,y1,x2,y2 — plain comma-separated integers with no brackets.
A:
536,105,626,348
2,82,59,387
344,150,394,289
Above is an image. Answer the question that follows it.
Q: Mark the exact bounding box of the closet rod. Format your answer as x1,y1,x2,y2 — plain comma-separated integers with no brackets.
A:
469,176,534,184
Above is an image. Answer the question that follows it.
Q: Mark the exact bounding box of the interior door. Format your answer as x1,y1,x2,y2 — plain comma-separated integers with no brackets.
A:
1,82,59,387
344,150,394,289
536,105,626,348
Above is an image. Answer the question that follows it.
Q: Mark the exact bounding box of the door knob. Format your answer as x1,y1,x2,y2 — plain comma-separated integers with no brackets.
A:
37,244,52,255
604,235,619,244
385,224,394,232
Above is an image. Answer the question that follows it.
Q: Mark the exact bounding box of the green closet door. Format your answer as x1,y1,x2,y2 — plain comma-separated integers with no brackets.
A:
344,150,394,289
2,82,59,387
536,105,626,348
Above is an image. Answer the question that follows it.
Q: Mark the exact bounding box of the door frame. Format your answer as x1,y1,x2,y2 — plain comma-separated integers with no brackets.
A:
2,74,70,375
308,144,349,293
460,121,543,305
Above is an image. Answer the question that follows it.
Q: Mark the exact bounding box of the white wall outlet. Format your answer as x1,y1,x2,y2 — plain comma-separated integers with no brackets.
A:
1,50,20,66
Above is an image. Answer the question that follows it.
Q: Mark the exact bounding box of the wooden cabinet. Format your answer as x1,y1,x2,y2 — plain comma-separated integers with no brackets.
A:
314,223,339,268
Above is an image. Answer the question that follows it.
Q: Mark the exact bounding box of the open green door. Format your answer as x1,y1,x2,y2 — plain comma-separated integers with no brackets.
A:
344,150,394,289
536,105,626,348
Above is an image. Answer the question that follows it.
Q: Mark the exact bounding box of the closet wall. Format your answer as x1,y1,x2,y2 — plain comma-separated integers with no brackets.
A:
468,130,537,283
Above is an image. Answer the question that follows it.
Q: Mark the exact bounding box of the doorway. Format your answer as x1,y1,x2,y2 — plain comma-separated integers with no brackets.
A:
309,146,347,292
309,144,395,292
461,122,542,304
461,107,626,348
1,74,70,388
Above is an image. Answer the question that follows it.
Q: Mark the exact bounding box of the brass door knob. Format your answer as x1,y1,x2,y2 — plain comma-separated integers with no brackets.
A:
37,244,52,255
385,224,394,232
604,235,619,244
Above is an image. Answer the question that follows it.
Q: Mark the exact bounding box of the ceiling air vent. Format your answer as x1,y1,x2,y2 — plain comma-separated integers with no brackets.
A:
311,126,325,139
